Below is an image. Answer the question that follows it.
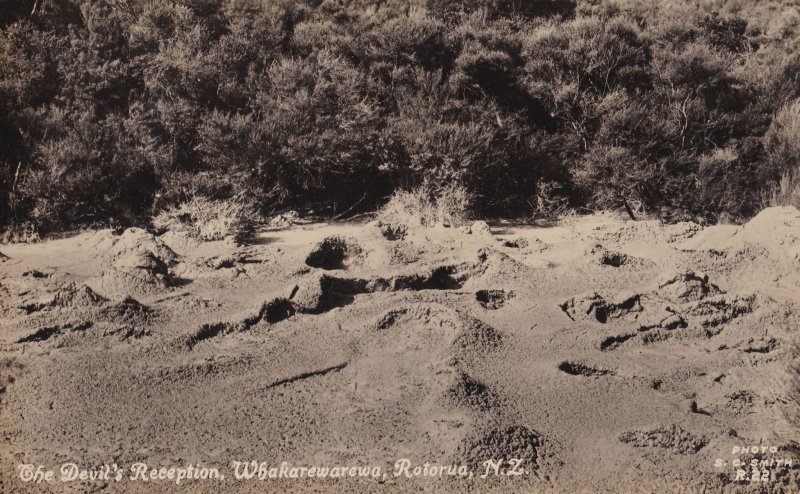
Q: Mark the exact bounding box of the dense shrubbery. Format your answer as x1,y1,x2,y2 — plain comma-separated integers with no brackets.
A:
1,0,799,236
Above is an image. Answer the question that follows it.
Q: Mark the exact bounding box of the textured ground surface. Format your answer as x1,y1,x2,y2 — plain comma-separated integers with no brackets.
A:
1,208,799,493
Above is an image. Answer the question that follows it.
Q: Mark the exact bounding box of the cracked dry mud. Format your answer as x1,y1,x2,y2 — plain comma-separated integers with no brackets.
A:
1,208,799,493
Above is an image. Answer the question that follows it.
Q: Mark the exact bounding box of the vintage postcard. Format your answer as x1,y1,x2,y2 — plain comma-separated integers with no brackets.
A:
1,0,798,492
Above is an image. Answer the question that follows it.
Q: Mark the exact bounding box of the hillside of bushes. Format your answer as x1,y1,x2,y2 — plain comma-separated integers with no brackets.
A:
1,0,799,238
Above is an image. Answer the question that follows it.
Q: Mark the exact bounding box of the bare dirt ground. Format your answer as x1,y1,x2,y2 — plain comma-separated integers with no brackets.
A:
1,207,799,493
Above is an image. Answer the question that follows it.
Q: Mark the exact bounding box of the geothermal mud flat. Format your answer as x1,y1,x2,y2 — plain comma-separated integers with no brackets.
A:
1,208,799,493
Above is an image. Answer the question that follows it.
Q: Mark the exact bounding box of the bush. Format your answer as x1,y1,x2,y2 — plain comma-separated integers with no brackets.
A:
1,0,798,236
764,99,800,208
151,195,256,241
377,184,472,228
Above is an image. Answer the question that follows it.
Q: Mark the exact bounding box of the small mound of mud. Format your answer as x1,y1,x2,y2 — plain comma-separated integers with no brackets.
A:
476,289,514,310
619,424,707,454
373,305,502,356
305,236,362,270
459,426,541,471
443,372,497,411
53,282,108,308
290,274,367,314
101,296,153,323
453,318,503,353
657,271,722,303
599,220,702,245
560,292,642,323
106,228,179,286
558,361,614,377
376,221,407,241
473,248,534,278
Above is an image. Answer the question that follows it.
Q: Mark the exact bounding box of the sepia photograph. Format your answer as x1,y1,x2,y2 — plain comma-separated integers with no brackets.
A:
0,0,799,492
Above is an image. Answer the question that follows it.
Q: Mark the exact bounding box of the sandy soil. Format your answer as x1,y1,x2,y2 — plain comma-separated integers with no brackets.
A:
1,208,799,493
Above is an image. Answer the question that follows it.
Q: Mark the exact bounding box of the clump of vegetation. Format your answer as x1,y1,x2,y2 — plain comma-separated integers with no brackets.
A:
1,0,799,239
152,195,256,241
0,222,41,244
377,184,472,228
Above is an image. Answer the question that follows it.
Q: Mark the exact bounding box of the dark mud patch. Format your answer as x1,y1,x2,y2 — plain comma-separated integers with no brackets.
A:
476,289,514,310
640,329,677,345
305,236,362,270
558,361,614,377
742,337,779,354
18,301,50,315
600,333,637,351
22,269,50,278
597,250,628,267
619,424,707,454
263,362,348,390
259,297,296,323
384,265,466,291
502,238,528,249
291,275,368,314
17,321,93,343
